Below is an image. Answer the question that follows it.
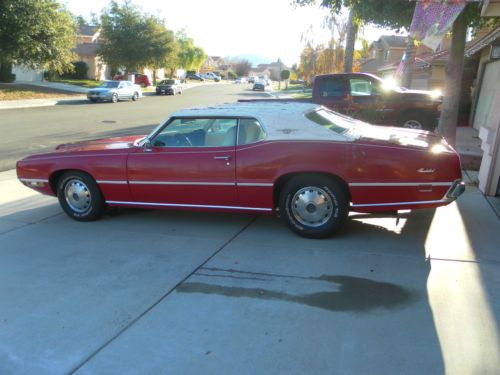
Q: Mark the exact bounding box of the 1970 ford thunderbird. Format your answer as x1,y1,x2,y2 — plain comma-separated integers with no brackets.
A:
16,102,465,238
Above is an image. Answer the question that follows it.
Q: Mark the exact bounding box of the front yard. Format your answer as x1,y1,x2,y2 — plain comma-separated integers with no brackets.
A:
272,82,312,99
0,83,80,101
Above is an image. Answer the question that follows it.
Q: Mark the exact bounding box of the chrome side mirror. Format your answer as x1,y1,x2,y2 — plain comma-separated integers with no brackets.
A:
143,139,153,152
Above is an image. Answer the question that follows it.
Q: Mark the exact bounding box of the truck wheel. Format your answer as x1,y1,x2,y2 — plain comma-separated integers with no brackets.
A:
279,175,348,238
400,113,434,131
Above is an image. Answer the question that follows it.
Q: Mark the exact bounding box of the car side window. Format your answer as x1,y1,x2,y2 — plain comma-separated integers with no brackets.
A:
349,78,374,96
238,119,265,145
318,77,345,98
152,118,237,148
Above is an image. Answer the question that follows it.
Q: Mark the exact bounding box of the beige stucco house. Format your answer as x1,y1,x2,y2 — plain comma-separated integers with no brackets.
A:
73,25,109,80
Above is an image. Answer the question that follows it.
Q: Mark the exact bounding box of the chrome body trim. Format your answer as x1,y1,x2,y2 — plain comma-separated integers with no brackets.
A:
19,178,49,183
96,180,128,185
351,199,447,208
106,200,273,211
128,181,236,186
349,182,453,187
237,182,273,187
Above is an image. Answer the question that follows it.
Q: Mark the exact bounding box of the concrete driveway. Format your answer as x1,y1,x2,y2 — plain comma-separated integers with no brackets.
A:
1,169,499,375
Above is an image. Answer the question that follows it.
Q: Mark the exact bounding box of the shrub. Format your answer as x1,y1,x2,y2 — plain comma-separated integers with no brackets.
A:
61,61,88,79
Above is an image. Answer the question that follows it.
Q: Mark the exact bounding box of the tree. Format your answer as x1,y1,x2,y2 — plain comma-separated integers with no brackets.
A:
99,1,178,81
176,30,206,72
281,69,290,88
0,0,77,81
99,1,150,71
143,16,176,84
232,59,252,77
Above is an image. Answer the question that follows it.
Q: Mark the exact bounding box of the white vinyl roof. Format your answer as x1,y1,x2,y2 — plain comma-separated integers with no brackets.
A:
170,102,351,142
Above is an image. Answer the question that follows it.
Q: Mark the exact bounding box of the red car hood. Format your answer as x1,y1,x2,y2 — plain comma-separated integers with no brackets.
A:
353,124,453,152
55,135,146,152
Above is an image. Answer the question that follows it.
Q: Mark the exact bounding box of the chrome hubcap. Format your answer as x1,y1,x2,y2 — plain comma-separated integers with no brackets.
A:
403,120,423,129
291,186,333,227
64,179,91,213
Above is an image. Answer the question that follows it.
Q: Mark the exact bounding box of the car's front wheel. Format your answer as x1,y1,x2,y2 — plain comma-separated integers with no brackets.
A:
111,93,118,103
400,112,434,131
279,175,348,238
132,92,139,101
57,171,105,221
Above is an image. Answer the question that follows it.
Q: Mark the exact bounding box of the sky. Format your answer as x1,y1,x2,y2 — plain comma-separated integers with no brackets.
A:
62,0,403,66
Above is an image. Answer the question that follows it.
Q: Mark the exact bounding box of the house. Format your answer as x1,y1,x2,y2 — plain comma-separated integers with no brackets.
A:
362,36,414,74
200,56,225,73
73,25,109,80
249,60,289,81
467,24,500,196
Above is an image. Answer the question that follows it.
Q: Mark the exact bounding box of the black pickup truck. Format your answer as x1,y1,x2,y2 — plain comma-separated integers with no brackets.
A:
313,73,442,130
243,73,443,131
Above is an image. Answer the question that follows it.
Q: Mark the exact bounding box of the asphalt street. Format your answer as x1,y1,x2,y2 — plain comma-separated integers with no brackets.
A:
0,83,265,171
1,84,499,374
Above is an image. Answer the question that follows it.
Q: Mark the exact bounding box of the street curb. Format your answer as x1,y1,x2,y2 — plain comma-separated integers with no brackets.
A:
0,96,88,110
0,81,230,110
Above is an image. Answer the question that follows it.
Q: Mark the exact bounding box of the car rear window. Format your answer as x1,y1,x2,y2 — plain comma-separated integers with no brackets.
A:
305,109,353,135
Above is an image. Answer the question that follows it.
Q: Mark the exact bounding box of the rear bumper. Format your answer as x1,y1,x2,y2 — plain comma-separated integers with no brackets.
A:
444,179,465,202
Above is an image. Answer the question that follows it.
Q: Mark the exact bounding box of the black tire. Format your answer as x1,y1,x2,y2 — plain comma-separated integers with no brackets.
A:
111,93,118,103
89,98,97,103
279,175,349,238
400,112,435,131
132,92,139,101
57,171,105,221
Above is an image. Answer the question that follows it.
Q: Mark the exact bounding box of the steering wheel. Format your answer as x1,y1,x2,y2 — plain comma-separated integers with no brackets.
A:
173,133,192,147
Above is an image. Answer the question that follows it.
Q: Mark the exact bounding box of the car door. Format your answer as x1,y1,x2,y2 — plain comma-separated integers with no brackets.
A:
346,76,386,124
314,75,350,113
127,117,238,208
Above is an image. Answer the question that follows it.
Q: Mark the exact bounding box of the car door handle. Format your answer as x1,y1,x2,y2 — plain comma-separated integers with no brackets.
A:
213,156,231,161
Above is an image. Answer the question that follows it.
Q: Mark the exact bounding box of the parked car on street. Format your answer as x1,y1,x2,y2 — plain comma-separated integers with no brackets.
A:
16,102,464,238
113,72,151,87
203,72,221,82
156,79,183,95
235,77,247,84
252,80,266,91
86,80,142,103
185,73,205,81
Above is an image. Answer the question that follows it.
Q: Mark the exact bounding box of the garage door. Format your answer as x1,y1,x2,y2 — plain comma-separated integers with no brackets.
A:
474,60,500,130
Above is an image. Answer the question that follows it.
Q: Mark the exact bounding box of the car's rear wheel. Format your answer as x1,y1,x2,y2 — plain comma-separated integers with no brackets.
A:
111,93,118,103
57,171,105,221
279,175,348,238
132,92,139,101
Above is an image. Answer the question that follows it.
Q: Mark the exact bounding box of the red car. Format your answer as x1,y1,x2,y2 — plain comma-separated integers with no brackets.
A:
16,103,464,238
113,72,151,87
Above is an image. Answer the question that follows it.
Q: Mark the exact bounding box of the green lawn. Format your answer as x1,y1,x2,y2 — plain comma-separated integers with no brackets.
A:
272,82,312,98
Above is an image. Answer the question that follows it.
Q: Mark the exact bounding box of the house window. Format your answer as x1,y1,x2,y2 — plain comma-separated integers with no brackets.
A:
384,50,390,61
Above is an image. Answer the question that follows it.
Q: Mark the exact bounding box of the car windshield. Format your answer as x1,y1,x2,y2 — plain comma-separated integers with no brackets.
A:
161,80,175,85
99,81,120,88
305,108,358,135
